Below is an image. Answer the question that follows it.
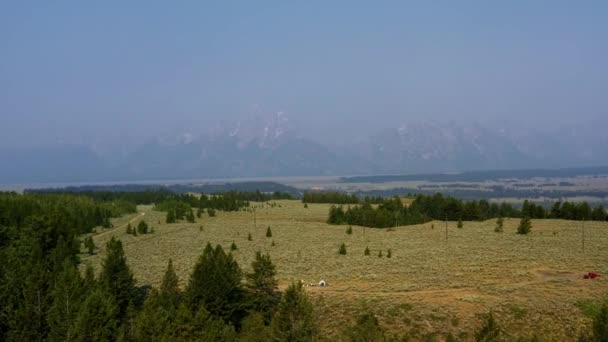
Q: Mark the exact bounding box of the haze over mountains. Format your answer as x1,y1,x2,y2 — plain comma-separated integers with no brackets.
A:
2,113,607,184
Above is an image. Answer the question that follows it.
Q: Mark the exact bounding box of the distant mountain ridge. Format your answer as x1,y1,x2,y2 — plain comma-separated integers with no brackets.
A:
1,115,607,183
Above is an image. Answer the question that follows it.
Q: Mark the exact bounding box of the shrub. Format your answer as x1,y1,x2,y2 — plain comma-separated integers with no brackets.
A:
248,232,252,241
364,246,370,256
495,217,504,233
457,218,463,229
343,311,385,341
475,311,500,342
378,250,383,258
126,223,132,234
207,208,216,217
387,249,392,258
338,243,347,255
517,217,532,235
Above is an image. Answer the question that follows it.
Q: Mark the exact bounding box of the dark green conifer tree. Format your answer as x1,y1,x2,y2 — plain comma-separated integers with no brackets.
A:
69,288,119,341
185,244,244,326
246,252,279,322
272,282,317,341
99,237,135,318
48,260,84,342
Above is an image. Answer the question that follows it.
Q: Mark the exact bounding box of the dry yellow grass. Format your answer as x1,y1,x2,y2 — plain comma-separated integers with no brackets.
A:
83,200,608,340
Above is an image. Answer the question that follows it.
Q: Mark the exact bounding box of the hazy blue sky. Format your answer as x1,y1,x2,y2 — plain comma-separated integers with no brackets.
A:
1,1,607,147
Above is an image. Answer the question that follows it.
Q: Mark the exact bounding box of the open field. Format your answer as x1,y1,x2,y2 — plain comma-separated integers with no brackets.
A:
83,200,608,340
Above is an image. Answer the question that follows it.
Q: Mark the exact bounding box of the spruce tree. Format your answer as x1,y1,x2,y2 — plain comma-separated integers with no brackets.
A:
346,226,353,235
166,210,176,224
517,217,532,235
364,246,370,256
160,258,180,312
246,252,279,322
231,241,238,251
387,249,392,258
185,244,243,326
239,311,271,342
133,289,171,341
272,282,317,341
137,220,148,235
266,226,272,238
48,260,84,342
339,243,347,255
69,288,119,341
99,237,135,318
186,210,196,223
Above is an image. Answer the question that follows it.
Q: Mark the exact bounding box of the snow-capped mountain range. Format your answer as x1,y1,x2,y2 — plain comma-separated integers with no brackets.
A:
1,113,607,183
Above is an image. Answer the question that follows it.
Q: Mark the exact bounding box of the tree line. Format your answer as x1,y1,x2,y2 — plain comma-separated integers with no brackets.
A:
302,192,387,205
328,193,608,228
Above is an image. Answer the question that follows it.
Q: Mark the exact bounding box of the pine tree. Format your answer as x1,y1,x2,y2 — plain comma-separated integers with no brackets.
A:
517,217,532,235
166,210,176,224
246,252,279,322
457,218,463,228
346,226,353,235
239,311,271,342
271,240,276,247
187,210,196,223
339,243,347,255
272,282,317,341
248,232,252,241
126,223,132,234
69,288,119,341
185,244,244,326
378,250,383,258
231,241,238,251
48,260,84,342
99,237,135,318
266,226,273,238
387,249,392,258
137,220,148,235
160,258,180,312
364,246,370,256
133,289,171,341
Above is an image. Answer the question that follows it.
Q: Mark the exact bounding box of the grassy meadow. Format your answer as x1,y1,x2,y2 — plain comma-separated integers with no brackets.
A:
83,200,608,340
